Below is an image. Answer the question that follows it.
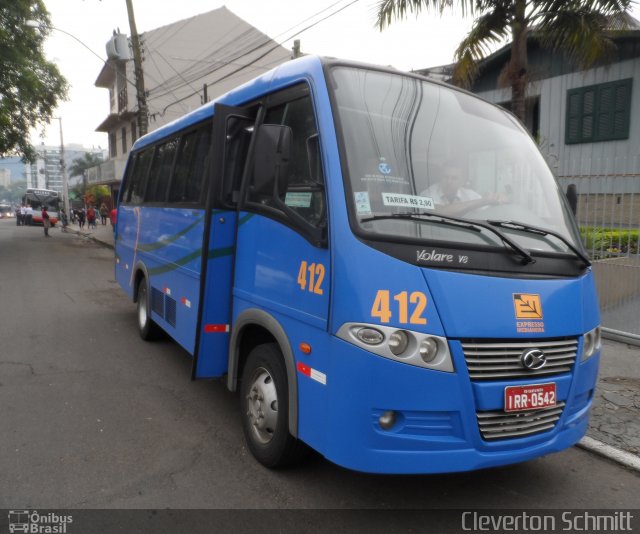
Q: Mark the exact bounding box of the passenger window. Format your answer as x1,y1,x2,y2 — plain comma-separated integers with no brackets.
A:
222,116,254,206
146,138,178,203
126,148,153,204
169,126,210,204
249,95,325,228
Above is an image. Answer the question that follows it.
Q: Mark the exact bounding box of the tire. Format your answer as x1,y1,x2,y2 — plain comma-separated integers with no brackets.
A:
137,278,161,341
240,343,306,468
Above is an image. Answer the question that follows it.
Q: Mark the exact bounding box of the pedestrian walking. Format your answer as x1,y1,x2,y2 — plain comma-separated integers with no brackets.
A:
87,206,97,229
41,206,51,237
99,203,109,225
60,208,69,232
16,204,23,226
19,204,26,225
110,207,117,233
78,208,86,229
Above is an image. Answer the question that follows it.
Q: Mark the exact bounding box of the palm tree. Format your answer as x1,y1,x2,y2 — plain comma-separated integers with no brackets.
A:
68,152,103,180
376,0,633,122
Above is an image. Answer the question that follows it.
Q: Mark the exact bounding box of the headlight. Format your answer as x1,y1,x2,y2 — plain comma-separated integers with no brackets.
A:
388,330,409,355
582,326,601,361
419,337,439,363
337,323,454,372
356,327,384,345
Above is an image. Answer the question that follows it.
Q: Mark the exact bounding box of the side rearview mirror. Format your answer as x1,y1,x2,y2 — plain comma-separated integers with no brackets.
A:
252,124,291,198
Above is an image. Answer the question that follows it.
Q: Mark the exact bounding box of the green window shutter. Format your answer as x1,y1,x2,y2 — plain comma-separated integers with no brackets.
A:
565,79,632,144
566,89,583,144
612,79,632,140
581,89,595,142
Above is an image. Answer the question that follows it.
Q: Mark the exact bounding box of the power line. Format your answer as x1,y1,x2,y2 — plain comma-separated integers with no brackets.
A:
157,0,362,117
146,1,349,100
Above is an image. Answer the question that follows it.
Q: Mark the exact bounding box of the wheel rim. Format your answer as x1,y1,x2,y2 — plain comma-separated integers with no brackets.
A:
245,366,279,444
138,285,148,330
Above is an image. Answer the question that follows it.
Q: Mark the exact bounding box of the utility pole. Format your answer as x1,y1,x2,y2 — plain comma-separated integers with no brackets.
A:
57,118,70,218
292,39,302,59
125,0,148,136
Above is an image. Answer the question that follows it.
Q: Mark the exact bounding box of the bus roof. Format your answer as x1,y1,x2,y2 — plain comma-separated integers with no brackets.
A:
132,55,328,152
131,55,478,153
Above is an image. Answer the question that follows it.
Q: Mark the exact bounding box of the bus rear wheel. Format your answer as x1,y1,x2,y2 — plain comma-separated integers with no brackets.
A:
240,343,305,468
137,278,161,341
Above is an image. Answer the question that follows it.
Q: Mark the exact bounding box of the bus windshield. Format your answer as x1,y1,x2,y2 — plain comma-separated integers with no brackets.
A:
330,66,582,256
23,189,60,212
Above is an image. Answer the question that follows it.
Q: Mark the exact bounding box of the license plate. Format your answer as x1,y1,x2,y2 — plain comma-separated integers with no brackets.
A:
504,383,556,413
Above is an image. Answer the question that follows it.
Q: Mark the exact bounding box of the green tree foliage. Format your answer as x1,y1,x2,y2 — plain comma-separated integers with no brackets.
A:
84,184,110,207
0,0,68,162
68,152,103,179
376,0,632,122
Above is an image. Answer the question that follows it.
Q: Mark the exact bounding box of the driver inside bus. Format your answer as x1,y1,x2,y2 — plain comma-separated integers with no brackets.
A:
421,163,507,216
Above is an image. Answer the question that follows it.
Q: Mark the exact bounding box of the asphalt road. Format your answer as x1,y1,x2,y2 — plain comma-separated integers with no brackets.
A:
1,219,639,516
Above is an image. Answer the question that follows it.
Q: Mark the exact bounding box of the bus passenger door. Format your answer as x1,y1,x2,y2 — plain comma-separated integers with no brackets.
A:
193,105,256,378
233,86,331,448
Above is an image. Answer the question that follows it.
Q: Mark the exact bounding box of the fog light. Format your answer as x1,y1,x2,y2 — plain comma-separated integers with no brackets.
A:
583,331,594,358
356,327,384,345
379,410,396,430
594,327,601,350
388,330,409,355
419,337,439,363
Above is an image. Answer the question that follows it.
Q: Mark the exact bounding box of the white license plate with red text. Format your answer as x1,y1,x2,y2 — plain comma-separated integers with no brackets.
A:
504,383,556,413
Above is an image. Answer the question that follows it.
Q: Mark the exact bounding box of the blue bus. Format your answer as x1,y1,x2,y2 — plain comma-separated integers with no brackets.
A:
115,56,601,473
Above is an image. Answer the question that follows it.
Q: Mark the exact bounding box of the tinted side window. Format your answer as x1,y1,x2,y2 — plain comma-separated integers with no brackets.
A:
169,126,210,204
126,148,153,204
250,95,325,227
146,138,178,203
222,116,254,206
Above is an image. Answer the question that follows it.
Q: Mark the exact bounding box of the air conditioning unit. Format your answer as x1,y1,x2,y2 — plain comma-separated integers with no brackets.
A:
106,33,131,61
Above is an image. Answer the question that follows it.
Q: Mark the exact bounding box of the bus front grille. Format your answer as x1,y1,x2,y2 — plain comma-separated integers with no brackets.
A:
461,338,578,380
477,402,565,440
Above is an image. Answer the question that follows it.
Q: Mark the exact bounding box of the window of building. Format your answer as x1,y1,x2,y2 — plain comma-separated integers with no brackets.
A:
121,127,128,155
109,132,117,158
566,79,632,144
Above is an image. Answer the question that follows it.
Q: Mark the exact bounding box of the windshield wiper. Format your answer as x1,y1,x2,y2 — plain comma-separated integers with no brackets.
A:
487,219,591,267
360,212,535,265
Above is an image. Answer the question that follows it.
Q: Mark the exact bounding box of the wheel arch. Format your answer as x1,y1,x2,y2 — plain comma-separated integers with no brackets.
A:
227,309,298,438
132,261,150,303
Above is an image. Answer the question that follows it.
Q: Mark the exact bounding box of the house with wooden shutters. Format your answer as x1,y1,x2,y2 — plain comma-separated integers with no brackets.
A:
416,14,640,225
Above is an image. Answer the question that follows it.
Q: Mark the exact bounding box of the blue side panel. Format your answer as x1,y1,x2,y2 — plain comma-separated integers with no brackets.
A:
194,211,238,378
234,214,330,330
330,235,445,335
114,205,205,353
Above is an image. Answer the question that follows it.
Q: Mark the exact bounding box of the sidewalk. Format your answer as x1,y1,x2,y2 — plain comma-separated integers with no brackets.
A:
69,222,640,468
66,220,114,248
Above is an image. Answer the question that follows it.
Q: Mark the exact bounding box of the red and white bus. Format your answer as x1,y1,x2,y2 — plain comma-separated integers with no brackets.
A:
22,188,60,225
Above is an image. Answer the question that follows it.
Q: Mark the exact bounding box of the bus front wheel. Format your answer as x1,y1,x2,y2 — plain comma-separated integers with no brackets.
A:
137,278,161,341
240,343,305,468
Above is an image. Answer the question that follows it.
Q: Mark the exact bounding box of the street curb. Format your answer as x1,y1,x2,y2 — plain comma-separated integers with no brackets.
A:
578,436,640,472
67,228,114,249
